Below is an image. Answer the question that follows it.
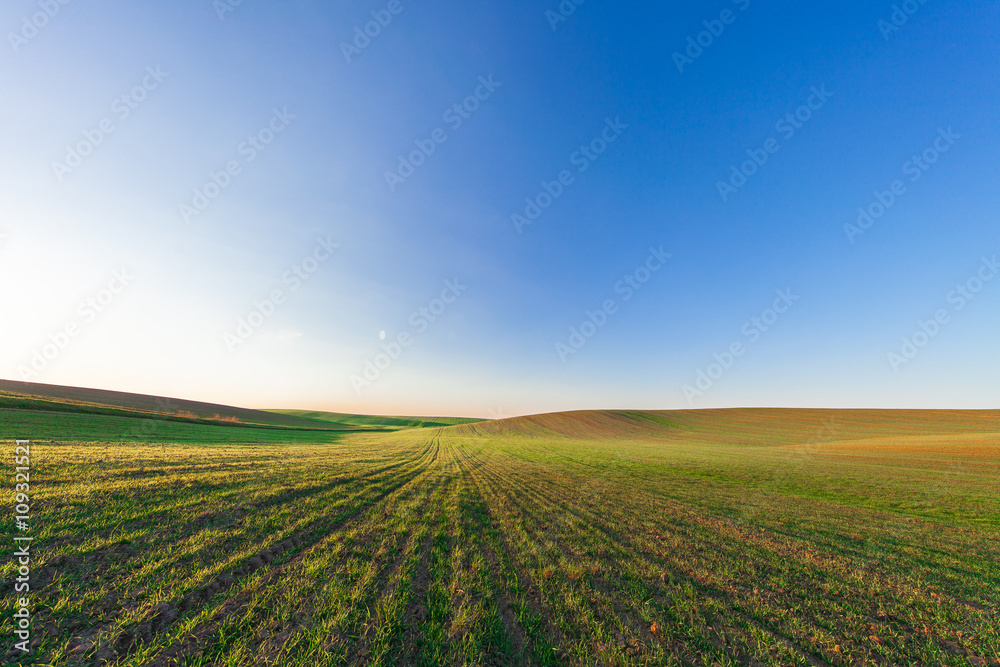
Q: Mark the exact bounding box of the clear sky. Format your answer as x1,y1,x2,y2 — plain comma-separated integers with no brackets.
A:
1,0,997,417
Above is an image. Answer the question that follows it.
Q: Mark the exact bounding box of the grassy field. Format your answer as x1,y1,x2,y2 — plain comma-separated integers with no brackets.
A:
2,389,998,666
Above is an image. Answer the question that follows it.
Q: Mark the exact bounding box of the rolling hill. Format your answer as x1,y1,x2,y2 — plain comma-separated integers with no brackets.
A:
449,407,1000,444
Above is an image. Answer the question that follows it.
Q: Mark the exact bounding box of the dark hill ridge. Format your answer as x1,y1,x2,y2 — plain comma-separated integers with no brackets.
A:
0,379,343,430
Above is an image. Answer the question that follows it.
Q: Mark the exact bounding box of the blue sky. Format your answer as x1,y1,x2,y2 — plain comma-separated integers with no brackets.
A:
1,0,997,417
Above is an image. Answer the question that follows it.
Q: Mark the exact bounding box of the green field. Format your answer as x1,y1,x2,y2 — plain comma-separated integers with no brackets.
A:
2,387,998,666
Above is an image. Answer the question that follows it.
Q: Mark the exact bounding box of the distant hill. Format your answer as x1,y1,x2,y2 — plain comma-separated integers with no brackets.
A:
267,409,484,430
0,379,484,433
4,379,994,445
0,379,347,429
448,407,1000,444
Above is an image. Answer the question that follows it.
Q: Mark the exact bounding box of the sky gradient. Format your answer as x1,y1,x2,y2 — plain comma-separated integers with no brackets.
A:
2,0,998,417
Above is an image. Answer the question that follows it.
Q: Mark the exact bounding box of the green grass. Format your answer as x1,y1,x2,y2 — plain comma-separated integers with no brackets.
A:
0,409,364,445
1,400,998,666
